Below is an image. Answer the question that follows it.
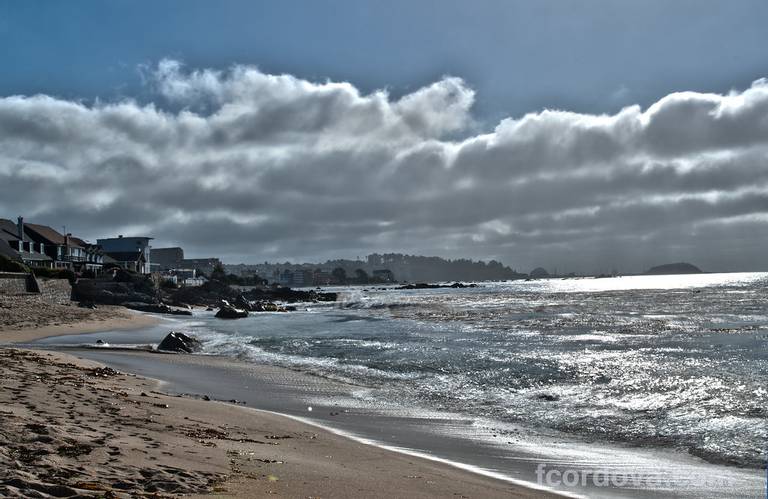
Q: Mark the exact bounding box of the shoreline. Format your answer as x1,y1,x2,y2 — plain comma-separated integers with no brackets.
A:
0,308,161,344
11,305,766,498
257,408,580,497
59,345,767,499
1,315,559,498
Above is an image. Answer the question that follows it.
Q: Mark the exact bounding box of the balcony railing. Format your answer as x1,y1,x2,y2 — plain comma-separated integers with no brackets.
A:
59,255,86,262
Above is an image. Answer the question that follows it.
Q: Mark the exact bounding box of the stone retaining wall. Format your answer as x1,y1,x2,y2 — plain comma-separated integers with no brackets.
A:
39,279,73,304
0,273,28,294
0,273,72,303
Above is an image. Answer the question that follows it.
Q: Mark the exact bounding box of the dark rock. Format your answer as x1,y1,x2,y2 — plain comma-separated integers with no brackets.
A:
242,287,337,303
57,443,93,457
88,366,119,377
536,393,560,402
396,282,479,290
252,301,289,312
72,277,159,305
397,282,433,289
157,332,202,353
262,302,279,312
449,282,477,288
112,481,135,490
233,294,253,311
215,301,249,319
161,281,338,308
127,292,156,303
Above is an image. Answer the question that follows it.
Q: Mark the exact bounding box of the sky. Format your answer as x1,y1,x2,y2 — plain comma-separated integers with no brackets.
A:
1,0,768,273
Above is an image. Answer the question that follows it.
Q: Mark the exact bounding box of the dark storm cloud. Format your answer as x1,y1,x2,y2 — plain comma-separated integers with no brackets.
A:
1,60,767,272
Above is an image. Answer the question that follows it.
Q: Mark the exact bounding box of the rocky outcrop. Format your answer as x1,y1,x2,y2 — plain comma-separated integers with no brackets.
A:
251,301,288,312
233,294,253,311
230,294,289,313
214,301,249,319
242,287,337,303
161,281,338,308
157,332,202,353
122,302,192,316
73,278,156,305
396,282,478,290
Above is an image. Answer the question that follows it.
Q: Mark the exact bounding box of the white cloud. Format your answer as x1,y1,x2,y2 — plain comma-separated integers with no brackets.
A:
1,60,767,272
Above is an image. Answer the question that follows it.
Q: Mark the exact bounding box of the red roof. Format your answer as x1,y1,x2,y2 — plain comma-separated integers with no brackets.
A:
24,223,84,248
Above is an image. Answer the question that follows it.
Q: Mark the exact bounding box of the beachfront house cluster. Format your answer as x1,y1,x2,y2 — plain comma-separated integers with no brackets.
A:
0,216,219,286
0,216,152,275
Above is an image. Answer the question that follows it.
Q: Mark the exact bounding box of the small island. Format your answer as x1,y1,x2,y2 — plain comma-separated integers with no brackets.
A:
644,262,703,275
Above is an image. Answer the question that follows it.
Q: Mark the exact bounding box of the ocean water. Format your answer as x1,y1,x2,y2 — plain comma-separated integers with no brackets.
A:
177,272,768,470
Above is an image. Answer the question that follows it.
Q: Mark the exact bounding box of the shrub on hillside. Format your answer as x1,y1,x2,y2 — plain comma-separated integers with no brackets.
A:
33,267,76,284
0,255,28,273
160,279,178,289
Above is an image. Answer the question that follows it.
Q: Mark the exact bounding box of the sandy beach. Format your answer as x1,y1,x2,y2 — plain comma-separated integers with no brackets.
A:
0,291,161,344
0,310,555,498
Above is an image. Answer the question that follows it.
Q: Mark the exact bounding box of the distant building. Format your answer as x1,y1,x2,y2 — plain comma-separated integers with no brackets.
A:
159,274,178,285
152,247,184,271
152,247,222,276
181,258,222,276
171,268,197,280
296,270,313,287
69,237,105,275
275,269,293,287
183,277,206,287
25,223,88,270
273,269,313,287
159,268,206,287
97,235,153,274
312,269,333,286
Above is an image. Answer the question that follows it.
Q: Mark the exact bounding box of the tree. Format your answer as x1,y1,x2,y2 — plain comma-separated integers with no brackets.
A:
210,262,227,282
331,267,347,284
0,254,28,273
354,268,369,284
